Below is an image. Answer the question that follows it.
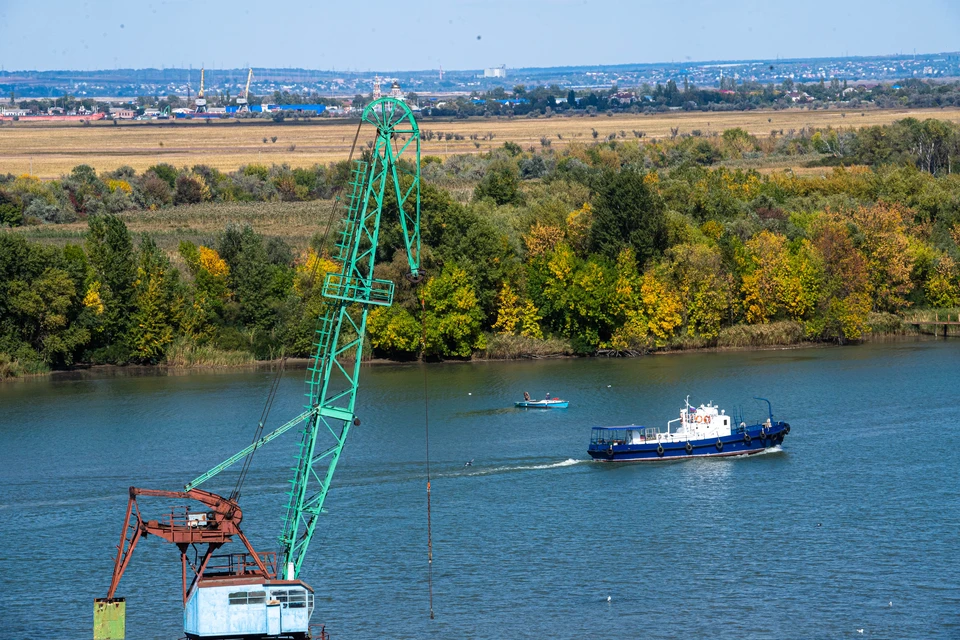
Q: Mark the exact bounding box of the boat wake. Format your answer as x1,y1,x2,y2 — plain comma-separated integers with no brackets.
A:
751,444,783,456
445,458,587,478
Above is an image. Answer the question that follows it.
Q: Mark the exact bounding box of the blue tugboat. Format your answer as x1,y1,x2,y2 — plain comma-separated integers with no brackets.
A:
515,391,569,409
588,397,790,462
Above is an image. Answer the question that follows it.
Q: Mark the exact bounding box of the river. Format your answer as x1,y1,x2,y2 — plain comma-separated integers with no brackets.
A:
2,340,959,639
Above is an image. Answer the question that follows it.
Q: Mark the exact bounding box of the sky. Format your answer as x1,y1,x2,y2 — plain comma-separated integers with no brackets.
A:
1,0,959,72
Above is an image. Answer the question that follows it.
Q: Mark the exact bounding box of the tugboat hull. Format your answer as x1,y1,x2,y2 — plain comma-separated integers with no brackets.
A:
588,424,790,462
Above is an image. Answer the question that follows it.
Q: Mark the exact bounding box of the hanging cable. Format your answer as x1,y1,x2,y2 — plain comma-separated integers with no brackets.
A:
230,118,365,501
421,290,435,620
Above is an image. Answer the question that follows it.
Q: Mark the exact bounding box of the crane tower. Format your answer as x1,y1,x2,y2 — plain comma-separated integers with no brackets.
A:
195,67,207,113
93,97,422,640
238,68,253,112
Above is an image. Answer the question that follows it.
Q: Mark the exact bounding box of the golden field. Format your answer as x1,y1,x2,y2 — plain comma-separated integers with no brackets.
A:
3,107,960,179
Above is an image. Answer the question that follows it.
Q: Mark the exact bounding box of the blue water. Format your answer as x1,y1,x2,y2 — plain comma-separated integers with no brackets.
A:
2,340,959,638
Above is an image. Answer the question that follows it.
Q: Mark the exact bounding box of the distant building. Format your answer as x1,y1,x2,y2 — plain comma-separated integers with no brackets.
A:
484,66,507,79
109,107,135,119
389,81,404,100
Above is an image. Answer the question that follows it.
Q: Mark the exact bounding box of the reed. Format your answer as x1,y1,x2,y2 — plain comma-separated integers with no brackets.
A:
716,321,805,348
0,353,48,378
481,333,574,359
866,312,913,336
164,338,255,368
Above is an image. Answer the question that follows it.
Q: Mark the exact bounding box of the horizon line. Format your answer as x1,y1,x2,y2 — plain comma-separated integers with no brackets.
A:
2,49,958,76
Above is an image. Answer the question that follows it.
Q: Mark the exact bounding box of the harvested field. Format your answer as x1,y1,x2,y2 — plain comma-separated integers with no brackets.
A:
3,107,960,179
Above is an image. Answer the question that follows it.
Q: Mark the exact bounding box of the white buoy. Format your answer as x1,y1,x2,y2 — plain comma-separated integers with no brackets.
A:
857,630,864,634
468,392,472,395
607,385,611,388
606,596,611,602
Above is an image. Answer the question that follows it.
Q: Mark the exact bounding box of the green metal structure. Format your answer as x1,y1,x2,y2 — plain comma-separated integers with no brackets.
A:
278,96,422,579
185,96,422,582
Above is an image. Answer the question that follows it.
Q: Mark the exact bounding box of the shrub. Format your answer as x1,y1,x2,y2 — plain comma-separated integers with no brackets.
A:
23,199,72,223
174,173,210,205
146,163,178,189
141,172,172,206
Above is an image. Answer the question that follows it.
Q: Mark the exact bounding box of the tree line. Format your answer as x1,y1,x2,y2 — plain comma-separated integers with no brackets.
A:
4,118,960,376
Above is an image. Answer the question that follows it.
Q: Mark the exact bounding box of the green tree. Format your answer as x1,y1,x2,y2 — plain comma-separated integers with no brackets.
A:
86,215,137,360
667,243,733,340
129,238,177,362
422,266,486,358
7,267,89,365
0,189,23,226
474,161,524,206
367,305,421,358
589,170,667,265
218,226,291,332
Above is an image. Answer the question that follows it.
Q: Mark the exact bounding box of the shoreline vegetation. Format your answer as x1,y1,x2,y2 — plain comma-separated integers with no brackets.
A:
2,322,956,382
5,115,960,380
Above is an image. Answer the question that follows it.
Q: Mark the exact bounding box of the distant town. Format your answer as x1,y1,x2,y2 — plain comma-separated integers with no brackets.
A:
2,50,960,121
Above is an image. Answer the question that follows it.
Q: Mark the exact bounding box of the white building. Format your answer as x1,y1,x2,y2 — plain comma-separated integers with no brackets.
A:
484,66,507,79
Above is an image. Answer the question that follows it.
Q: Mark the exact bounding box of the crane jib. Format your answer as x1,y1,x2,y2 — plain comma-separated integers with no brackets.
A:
278,97,421,579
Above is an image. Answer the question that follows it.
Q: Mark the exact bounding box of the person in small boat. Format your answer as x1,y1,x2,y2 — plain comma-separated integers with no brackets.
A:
545,392,551,400
523,391,531,401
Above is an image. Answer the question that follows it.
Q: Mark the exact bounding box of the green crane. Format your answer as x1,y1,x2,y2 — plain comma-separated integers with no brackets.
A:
96,97,423,640
278,96,422,579
184,95,422,575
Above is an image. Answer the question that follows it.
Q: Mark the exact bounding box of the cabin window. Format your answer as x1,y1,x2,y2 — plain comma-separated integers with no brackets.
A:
287,590,308,609
228,590,266,606
723,418,729,426
271,588,308,608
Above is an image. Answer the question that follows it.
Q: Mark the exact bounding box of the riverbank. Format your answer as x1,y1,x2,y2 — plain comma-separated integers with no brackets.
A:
4,322,955,383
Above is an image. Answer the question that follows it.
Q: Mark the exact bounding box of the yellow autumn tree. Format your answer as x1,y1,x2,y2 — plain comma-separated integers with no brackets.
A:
849,202,913,312
739,231,821,324
565,203,593,255
667,243,732,340
493,282,544,339
639,267,683,346
83,281,105,315
524,222,566,258
609,249,681,349
178,242,233,341
926,254,960,308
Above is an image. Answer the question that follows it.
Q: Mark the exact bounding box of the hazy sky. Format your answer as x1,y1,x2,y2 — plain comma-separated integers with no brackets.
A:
2,0,958,72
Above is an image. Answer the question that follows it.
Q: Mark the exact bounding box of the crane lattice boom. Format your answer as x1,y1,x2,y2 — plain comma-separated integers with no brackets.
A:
279,97,421,579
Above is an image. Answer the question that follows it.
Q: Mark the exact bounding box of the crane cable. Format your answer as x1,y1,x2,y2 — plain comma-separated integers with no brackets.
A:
420,291,436,620
230,118,365,502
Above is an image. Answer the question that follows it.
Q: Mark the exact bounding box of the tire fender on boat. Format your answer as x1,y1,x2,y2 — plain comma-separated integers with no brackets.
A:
656,444,664,457
607,444,614,458
685,442,693,454
784,424,791,434
715,439,723,451
744,433,751,444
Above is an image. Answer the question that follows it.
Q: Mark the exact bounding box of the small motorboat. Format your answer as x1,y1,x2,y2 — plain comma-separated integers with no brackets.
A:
516,392,569,409
587,396,790,461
